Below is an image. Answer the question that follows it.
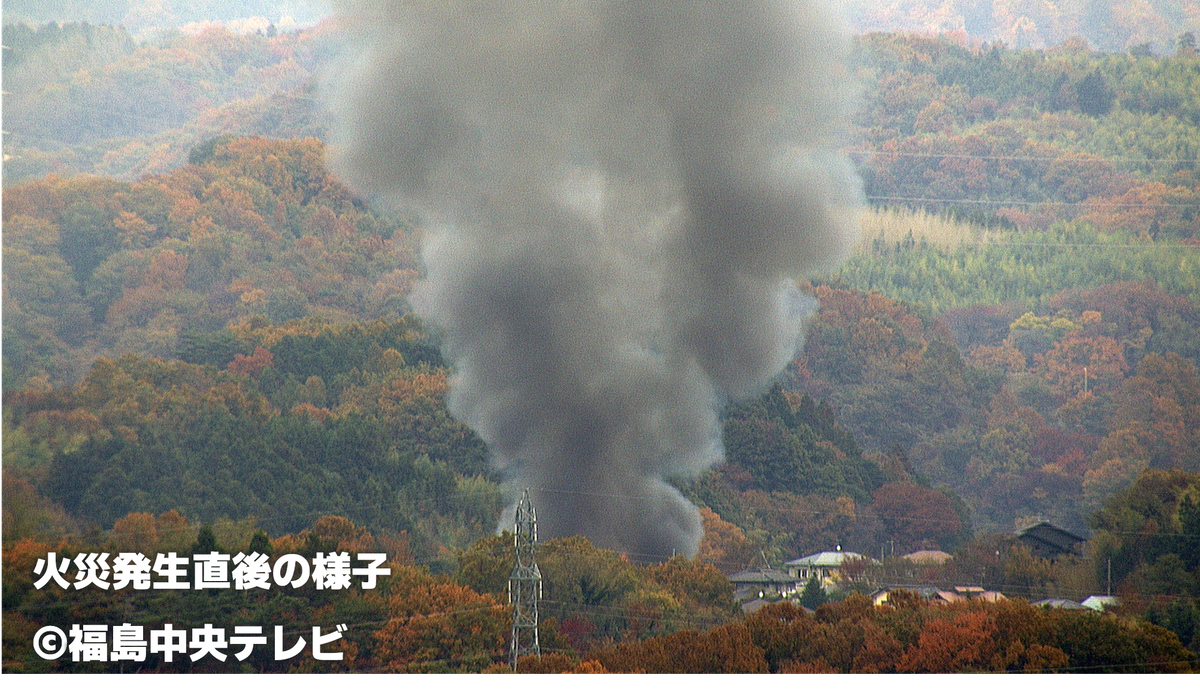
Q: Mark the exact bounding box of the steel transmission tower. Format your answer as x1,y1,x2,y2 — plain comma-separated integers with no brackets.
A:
509,489,541,668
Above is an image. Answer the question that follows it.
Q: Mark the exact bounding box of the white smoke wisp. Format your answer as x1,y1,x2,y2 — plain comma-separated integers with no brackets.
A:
324,0,862,561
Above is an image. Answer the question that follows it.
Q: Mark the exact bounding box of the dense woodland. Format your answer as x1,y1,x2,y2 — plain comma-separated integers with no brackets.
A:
846,0,1200,53
4,0,1196,53
3,20,1200,672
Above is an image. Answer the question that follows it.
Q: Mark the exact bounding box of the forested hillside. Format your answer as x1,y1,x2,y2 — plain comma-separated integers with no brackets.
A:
5,1,1195,53
847,0,1199,53
15,133,1194,556
3,21,1199,673
2,21,336,183
3,136,416,388
850,32,1200,236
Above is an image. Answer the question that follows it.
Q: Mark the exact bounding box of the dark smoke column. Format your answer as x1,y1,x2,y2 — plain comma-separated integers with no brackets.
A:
325,1,862,561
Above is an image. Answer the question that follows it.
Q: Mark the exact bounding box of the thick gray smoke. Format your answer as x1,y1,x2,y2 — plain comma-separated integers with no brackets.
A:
325,1,862,561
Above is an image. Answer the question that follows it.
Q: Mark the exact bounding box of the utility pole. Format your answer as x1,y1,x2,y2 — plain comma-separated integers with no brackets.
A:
509,489,541,669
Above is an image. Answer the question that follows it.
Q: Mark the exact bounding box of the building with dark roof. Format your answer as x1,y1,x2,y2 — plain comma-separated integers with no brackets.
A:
1015,521,1086,559
728,568,800,601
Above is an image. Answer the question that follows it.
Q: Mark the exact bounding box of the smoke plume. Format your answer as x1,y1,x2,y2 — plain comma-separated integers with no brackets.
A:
325,1,862,561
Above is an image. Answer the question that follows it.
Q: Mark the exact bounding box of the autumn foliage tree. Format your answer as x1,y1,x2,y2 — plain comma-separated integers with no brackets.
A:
373,566,509,672
870,482,964,552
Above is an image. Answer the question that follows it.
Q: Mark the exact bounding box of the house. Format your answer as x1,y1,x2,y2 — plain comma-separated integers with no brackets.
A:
871,585,961,606
1032,598,1088,610
902,550,953,566
728,568,800,601
1016,521,1086,559
871,584,1007,606
1081,595,1121,611
739,596,806,615
783,550,875,583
